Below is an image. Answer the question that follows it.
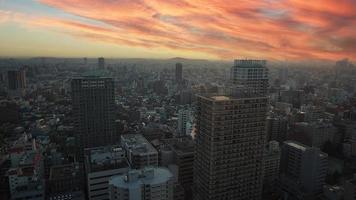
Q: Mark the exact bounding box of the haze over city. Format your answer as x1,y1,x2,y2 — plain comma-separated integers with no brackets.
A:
1,1,356,200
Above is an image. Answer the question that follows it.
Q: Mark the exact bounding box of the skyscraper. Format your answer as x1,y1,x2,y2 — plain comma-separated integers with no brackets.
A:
230,59,269,96
71,75,115,149
98,57,105,69
194,59,269,200
7,69,26,90
175,63,183,83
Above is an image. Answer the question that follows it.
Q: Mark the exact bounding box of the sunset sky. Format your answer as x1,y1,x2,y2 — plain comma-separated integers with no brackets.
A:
0,0,355,60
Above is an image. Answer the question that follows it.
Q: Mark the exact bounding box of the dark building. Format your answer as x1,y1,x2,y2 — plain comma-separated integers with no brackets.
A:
7,69,26,90
279,141,328,199
176,63,183,83
48,163,85,199
194,60,269,200
98,57,105,69
71,75,116,150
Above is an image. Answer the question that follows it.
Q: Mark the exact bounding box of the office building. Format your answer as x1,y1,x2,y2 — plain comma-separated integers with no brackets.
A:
176,63,183,83
48,163,85,200
230,59,269,96
7,68,26,96
263,141,280,191
98,57,105,69
177,108,192,136
195,93,268,200
84,146,130,200
121,134,158,169
266,115,288,142
7,69,26,90
194,59,268,200
71,75,115,149
108,167,174,200
280,141,328,199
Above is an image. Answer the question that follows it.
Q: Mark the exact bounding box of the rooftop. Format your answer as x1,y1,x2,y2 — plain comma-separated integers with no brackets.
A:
109,167,173,188
49,163,82,180
121,134,158,155
234,59,267,68
84,145,129,173
284,140,307,151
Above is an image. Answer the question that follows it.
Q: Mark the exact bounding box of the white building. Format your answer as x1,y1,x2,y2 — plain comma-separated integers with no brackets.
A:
84,146,130,200
108,167,174,200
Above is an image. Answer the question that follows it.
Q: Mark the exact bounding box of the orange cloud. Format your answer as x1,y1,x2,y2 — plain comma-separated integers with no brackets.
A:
5,0,356,60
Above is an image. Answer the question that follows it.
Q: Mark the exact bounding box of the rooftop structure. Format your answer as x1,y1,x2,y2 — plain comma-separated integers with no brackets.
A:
84,145,128,173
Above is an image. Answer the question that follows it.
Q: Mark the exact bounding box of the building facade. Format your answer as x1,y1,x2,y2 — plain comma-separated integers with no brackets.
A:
280,141,328,199
71,76,115,149
84,146,130,200
121,134,158,169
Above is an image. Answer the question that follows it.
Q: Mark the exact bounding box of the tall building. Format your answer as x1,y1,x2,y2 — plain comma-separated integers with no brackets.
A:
230,59,269,96
71,75,115,149
280,141,328,199
194,59,269,200
48,163,85,200
263,141,280,191
121,134,158,169
176,63,183,83
177,108,192,136
266,115,288,142
7,69,26,90
108,167,174,200
98,57,105,69
84,145,129,200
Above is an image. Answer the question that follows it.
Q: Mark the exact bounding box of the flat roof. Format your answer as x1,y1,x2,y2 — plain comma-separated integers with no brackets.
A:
121,134,158,155
284,140,307,151
109,167,173,188
49,163,82,180
84,145,129,173
210,96,231,101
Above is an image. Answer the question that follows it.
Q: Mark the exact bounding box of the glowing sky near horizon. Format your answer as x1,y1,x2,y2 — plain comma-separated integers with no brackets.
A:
0,0,355,60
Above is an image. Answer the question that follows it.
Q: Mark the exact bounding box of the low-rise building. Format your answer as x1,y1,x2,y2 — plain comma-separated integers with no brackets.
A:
84,145,130,200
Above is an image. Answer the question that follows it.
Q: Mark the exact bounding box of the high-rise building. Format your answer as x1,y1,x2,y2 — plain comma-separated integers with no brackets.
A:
71,75,116,149
195,94,268,200
176,63,183,83
48,163,85,200
266,115,288,142
177,108,192,136
280,141,328,199
194,59,269,200
263,141,280,191
98,57,105,69
108,167,174,200
230,59,269,96
7,69,26,90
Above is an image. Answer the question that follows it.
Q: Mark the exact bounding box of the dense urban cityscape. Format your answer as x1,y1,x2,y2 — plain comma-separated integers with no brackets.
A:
1,0,356,200
0,57,355,200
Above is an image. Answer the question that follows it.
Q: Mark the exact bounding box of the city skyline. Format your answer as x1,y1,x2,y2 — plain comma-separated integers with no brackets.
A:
1,0,356,61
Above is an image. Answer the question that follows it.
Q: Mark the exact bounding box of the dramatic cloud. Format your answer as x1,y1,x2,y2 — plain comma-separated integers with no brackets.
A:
1,0,356,60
